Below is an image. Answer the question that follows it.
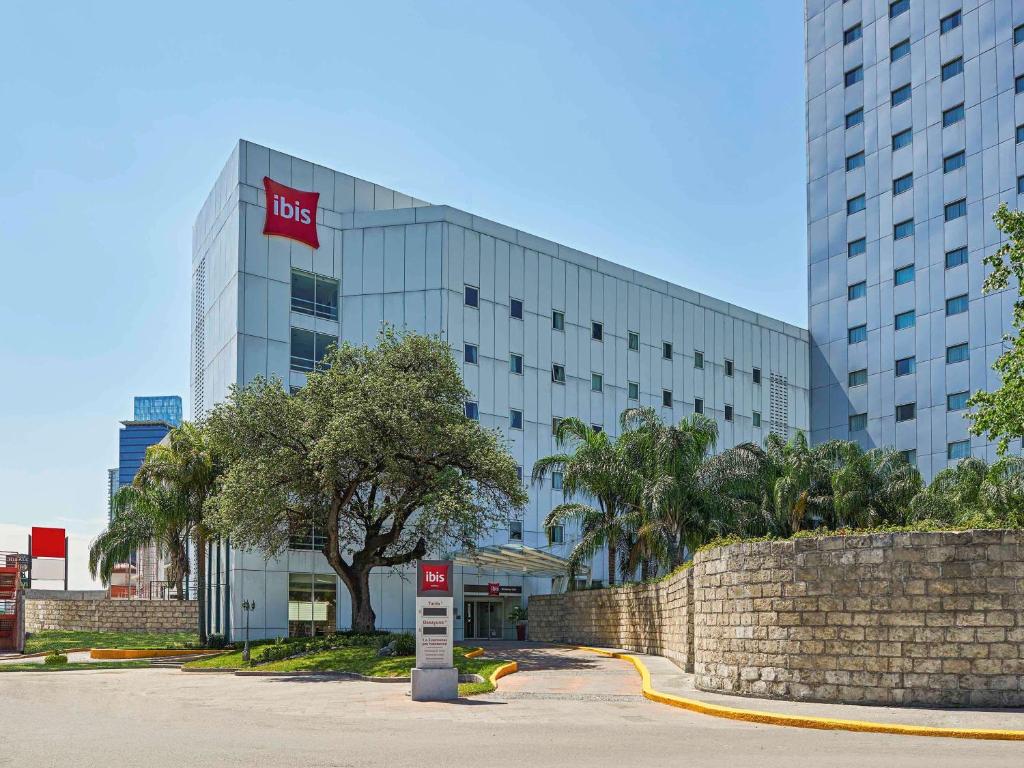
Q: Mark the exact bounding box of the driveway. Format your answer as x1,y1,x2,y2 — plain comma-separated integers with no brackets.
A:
1,645,1021,768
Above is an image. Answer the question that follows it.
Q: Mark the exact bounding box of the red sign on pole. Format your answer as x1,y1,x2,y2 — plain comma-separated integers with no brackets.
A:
31,527,66,559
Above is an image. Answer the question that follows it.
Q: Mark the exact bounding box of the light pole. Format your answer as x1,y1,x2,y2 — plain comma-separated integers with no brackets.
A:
241,599,256,662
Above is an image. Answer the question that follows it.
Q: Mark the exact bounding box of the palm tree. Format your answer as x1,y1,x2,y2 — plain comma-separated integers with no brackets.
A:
135,421,221,644
909,455,1024,527
822,443,922,528
532,418,640,586
90,484,190,598
620,408,720,567
701,431,834,537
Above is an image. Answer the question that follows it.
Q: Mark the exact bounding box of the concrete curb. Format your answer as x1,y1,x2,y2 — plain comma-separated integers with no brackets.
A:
4,647,90,660
90,648,221,660
575,646,1024,742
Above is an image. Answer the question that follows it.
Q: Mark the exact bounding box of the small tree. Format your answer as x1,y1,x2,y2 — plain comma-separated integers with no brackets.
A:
968,203,1024,454
205,328,527,632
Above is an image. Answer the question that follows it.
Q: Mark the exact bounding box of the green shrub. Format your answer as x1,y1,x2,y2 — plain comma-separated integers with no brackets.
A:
43,652,68,666
248,630,388,666
205,634,227,650
390,632,415,656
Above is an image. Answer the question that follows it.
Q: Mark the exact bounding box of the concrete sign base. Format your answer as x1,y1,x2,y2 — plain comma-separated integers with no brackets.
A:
410,666,459,701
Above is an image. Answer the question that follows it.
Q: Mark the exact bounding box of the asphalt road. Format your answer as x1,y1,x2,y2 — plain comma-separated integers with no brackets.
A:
2,648,1021,767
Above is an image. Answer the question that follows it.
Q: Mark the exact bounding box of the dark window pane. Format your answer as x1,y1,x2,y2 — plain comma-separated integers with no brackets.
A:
291,270,316,316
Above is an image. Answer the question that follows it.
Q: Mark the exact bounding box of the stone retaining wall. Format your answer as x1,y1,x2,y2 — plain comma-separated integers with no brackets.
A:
529,567,693,671
528,530,1024,707
24,594,197,634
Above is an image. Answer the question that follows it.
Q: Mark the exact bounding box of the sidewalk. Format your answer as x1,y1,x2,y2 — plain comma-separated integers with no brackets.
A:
581,646,1024,736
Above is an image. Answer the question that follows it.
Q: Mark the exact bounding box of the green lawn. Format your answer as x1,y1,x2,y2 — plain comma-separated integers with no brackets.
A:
0,661,152,672
24,630,199,654
183,644,509,695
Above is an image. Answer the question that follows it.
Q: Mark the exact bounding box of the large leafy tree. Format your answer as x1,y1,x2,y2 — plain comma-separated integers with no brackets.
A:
821,443,922,528
532,418,640,586
135,422,222,643
205,328,527,632
968,203,1024,454
89,484,190,599
619,408,720,567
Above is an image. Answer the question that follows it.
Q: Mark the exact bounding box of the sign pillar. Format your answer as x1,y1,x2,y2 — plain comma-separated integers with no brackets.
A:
411,559,458,701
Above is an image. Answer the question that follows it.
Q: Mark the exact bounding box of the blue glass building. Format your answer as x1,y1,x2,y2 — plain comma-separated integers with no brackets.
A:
133,395,182,426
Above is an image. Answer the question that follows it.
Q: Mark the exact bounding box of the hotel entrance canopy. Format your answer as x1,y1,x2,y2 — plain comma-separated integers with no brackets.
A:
452,544,587,578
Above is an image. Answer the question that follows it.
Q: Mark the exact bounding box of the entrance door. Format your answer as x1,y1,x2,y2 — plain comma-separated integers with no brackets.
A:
464,600,503,639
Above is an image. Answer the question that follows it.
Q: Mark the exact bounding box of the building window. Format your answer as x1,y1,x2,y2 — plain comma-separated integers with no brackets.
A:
946,342,969,364
940,10,961,34
844,23,862,44
290,327,334,373
944,199,966,222
509,520,523,542
694,397,704,414
895,356,916,376
848,325,867,344
945,247,968,269
1018,125,1024,144
724,404,734,422
591,321,603,341
753,367,761,385
894,264,915,285
893,173,913,195
948,440,971,460
848,238,866,257
895,403,916,422
464,284,479,308
752,411,761,428
894,219,914,239
1016,24,1024,45
849,369,868,387
552,310,564,331
849,413,867,432
591,424,603,434
891,38,911,61
941,57,963,81
846,151,865,171
946,294,969,315
889,0,909,19
947,391,970,412
847,194,866,214
510,298,523,320
552,417,563,435
1017,75,1024,95
551,364,566,384
1018,175,1024,196
942,103,964,127
725,359,734,377
291,270,339,321
465,401,479,420
895,310,916,330
893,128,913,150
901,449,917,466
516,466,524,484
694,350,704,369
287,573,337,638
552,471,563,490
591,373,603,392
891,83,911,106
846,108,864,128
288,524,327,551
845,66,863,87
628,381,639,400
628,331,640,351
662,389,672,408
464,343,478,364
510,353,523,375
509,409,523,430
943,151,965,173
848,281,867,300
663,342,673,360
547,524,564,545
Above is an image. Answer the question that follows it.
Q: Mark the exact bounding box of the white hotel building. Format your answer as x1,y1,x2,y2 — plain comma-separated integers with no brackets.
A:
192,140,809,641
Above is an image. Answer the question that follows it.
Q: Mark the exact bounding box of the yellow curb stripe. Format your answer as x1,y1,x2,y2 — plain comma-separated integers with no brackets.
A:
573,646,1024,742
464,647,485,659
90,648,223,660
489,660,518,686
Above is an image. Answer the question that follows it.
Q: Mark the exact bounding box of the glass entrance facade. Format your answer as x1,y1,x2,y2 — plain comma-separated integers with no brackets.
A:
463,600,504,640
288,573,337,637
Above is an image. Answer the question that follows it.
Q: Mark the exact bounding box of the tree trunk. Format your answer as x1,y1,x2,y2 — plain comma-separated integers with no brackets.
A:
607,544,617,586
195,535,207,644
345,565,376,633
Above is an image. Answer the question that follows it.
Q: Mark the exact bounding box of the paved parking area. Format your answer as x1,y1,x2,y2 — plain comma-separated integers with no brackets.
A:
2,645,1022,767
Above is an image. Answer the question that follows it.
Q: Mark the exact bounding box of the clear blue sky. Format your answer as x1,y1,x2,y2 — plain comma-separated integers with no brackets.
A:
0,1,806,539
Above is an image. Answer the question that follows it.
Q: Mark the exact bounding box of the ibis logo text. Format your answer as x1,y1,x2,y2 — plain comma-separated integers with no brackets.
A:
419,564,450,594
262,176,320,249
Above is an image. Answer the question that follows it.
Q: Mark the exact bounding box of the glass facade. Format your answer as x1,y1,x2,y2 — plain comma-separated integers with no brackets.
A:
133,396,182,426
287,573,337,637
